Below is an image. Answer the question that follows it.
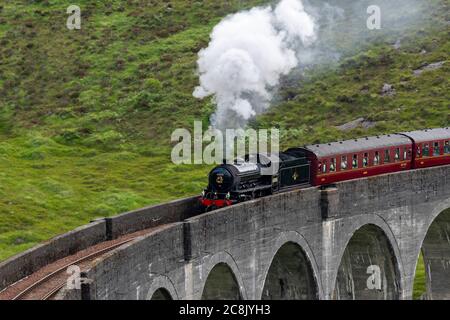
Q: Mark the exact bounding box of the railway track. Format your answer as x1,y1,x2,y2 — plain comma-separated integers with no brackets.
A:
11,239,134,300
1,224,177,300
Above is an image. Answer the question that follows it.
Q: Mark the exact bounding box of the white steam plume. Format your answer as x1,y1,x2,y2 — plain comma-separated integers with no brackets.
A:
193,0,316,131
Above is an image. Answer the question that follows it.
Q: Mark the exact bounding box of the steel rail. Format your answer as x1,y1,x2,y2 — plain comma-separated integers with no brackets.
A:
13,239,134,300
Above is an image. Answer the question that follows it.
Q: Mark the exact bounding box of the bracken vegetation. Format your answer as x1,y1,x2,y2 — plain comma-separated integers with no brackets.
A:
0,0,448,298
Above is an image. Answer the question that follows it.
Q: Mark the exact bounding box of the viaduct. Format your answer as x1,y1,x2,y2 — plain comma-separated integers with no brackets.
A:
1,165,449,300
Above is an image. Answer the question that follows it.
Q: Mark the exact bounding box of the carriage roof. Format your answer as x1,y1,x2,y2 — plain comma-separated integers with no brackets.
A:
401,127,450,143
304,134,411,158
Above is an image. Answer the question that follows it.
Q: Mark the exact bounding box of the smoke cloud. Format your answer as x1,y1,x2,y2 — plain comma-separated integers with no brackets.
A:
193,0,316,131
194,0,434,131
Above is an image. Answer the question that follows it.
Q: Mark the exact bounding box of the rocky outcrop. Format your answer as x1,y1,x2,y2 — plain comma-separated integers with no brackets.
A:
414,61,446,76
336,118,376,131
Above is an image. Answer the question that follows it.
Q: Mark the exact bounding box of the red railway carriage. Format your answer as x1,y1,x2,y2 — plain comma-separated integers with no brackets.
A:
401,128,450,169
297,134,413,186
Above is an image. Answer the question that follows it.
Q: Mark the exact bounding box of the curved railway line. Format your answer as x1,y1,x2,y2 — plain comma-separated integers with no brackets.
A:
13,239,133,300
0,224,175,300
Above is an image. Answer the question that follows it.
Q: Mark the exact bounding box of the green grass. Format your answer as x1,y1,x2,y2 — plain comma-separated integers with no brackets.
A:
0,0,448,300
254,26,450,148
0,0,267,260
0,131,210,260
413,252,426,300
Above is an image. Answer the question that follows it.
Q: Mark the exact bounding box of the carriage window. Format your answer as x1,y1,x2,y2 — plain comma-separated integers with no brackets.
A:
417,146,422,157
321,161,327,174
330,158,336,172
423,143,430,156
395,148,400,162
445,141,450,154
433,142,440,156
384,150,391,163
403,147,408,160
374,152,380,165
352,155,358,169
363,153,369,167
341,156,348,170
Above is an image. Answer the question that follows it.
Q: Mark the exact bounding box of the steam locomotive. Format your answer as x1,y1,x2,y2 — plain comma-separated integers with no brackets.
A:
200,127,450,211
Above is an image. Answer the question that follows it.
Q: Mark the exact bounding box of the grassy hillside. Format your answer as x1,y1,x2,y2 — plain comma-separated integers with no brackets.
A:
0,0,448,299
0,0,267,260
255,1,449,147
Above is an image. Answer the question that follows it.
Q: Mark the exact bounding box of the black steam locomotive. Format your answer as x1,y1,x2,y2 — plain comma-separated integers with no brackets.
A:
200,150,310,211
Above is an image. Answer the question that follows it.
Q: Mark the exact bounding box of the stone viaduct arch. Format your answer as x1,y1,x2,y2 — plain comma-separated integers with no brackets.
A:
199,252,246,300
333,223,401,300
150,288,172,300
413,203,450,300
259,231,321,300
146,275,178,300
